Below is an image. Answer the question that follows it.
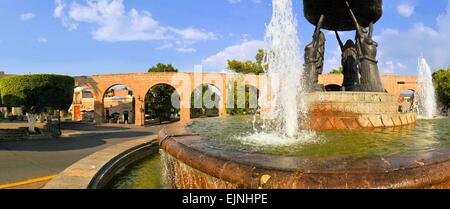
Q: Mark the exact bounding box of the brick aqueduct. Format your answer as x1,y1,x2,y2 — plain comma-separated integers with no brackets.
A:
74,73,418,126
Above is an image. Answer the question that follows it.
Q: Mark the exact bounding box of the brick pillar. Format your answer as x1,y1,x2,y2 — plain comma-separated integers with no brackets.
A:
93,97,104,124
180,108,191,124
179,90,191,124
219,108,227,117
135,98,145,126
219,74,229,118
219,86,228,117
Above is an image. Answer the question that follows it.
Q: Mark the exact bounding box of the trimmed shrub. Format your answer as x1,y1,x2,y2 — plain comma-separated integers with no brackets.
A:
0,74,74,113
0,74,74,132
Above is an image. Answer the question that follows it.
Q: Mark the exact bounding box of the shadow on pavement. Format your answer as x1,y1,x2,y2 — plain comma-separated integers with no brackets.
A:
0,130,153,152
60,122,131,131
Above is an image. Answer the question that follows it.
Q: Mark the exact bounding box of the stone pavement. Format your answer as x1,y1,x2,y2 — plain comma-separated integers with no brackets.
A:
0,121,45,129
0,122,165,188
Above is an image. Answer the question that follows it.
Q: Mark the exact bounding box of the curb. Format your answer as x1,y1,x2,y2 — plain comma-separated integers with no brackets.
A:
43,136,157,189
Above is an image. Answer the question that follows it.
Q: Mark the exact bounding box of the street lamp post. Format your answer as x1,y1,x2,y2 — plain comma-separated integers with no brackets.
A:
138,96,144,126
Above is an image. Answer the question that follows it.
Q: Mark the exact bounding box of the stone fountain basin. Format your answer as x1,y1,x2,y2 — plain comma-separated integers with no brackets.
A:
158,123,450,189
308,92,416,130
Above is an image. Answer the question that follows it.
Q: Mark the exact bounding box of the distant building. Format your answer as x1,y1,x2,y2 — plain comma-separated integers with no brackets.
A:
70,87,134,123
70,87,95,122
104,88,134,124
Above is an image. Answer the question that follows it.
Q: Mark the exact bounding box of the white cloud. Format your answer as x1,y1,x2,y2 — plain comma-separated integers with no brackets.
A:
38,37,48,43
169,27,217,42
202,40,264,70
397,4,415,17
54,0,78,31
155,43,174,50
240,33,250,42
54,0,65,17
176,47,197,53
54,0,216,45
19,13,35,21
365,0,450,74
375,5,450,74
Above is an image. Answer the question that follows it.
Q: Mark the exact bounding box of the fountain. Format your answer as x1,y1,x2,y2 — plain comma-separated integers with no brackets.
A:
260,0,305,138
152,0,450,189
416,56,437,119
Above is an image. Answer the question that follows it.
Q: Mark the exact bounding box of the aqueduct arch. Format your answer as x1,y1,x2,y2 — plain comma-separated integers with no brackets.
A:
143,83,181,125
102,84,135,124
74,73,417,126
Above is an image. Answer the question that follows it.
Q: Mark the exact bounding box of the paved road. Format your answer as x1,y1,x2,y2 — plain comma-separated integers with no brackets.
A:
0,123,165,186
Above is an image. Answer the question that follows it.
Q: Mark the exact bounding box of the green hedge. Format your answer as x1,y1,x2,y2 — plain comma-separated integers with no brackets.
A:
0,74,74,114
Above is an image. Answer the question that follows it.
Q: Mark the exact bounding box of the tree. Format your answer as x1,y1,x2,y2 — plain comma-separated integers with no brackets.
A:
146,84,179,123
226,50,264,115
191,85,220,118
255,49,265,66
227,82,259,115
227,49,266,74
227,60,265,74
148,63,178,73
146,63,179,123
329,66,343,74
0,74,74,132
433,67,450,106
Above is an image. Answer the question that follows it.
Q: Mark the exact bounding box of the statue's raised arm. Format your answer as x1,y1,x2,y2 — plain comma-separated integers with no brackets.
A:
312,14,325,47
314,14,325,36
368,22,374,39
335,31,344,51
346,1,364,38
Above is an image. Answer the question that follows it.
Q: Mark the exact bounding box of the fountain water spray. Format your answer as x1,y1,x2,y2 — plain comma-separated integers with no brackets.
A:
259,0,308,138
415,56,437,119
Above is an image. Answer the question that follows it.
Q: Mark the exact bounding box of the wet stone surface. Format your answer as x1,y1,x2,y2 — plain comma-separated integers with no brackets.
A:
159,120,450,189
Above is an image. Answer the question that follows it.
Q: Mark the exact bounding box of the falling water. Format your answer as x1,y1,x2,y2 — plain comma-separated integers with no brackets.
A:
258,0,308,138
415,56,437,119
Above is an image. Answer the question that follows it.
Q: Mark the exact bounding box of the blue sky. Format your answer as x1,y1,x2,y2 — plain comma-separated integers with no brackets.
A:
0,0,450,76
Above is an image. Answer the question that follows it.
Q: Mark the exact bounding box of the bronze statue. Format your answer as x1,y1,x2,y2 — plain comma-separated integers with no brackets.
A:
304,14,325,92
335,31,360,91
347,1,384,92
302,0,385,92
